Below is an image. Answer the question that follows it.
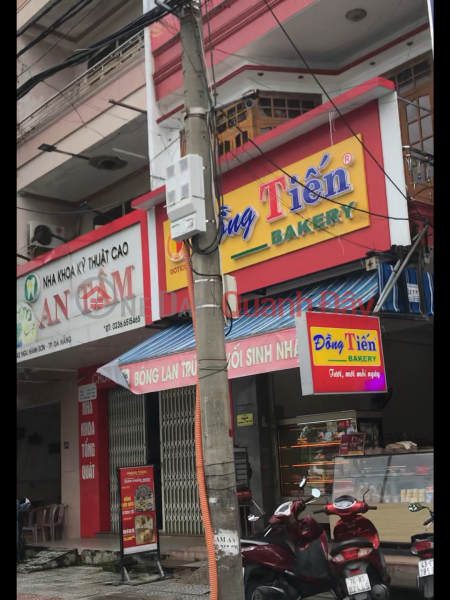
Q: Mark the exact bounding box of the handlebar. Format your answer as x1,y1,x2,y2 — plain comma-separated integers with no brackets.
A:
423,516,434,527
367,505,378,510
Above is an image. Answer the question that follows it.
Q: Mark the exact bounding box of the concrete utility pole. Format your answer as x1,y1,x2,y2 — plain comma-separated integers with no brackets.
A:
179,2,244,599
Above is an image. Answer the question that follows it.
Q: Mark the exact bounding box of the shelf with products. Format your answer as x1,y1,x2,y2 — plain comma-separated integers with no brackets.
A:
332,452,434,505
278,411,384,500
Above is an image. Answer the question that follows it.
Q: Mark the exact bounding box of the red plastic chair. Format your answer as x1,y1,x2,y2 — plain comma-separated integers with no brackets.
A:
22,507,47,543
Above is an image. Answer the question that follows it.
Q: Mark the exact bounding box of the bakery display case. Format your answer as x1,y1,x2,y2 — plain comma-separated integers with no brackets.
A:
330,450,434,542
277,411,383,502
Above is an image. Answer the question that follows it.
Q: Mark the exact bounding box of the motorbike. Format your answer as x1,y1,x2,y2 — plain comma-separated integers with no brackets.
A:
409,502,434,599
314,492,390,600
18,497,31,561
241,477,335,600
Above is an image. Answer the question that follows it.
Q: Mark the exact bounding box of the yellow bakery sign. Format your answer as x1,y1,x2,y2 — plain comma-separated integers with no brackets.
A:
164,136,370,292
310,326,381,366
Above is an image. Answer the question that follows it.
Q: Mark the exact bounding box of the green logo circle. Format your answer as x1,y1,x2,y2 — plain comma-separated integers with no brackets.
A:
24,274,40,303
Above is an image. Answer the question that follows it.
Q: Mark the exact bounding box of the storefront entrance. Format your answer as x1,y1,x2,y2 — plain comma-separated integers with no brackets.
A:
160,386,202,535
108,387,147,533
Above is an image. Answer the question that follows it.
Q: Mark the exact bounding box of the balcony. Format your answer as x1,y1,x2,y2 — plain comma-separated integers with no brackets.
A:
17,31,145,146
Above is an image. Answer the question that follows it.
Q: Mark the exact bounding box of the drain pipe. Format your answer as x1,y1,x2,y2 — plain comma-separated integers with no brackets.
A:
373,225,428,313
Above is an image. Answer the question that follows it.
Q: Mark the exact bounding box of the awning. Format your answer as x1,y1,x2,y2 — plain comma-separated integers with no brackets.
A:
98,268,433,394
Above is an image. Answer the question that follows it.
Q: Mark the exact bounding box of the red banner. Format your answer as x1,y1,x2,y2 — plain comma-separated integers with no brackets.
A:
119,466,158,556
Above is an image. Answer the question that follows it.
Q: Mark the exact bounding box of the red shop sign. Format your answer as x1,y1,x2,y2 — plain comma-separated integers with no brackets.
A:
296,312,387,395
119,466,158,556
339,433,366,456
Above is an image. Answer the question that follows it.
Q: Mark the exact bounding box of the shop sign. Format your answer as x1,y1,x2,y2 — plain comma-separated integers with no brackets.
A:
119,466,158,556
339,433,366,456
78,383,97,402
17,224,145,362
237,413,254,427
295,312,387,395
164,136,370,291
113,327,300,394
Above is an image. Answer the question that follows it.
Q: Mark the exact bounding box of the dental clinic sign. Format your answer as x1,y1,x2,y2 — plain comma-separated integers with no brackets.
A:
296,312,387,395
17,223,146,362
164,136,370,291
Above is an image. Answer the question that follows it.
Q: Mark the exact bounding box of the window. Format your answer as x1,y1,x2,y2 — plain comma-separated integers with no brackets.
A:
87,31,136,70
93,200,132,229
383,54,434,203
217,92,322,157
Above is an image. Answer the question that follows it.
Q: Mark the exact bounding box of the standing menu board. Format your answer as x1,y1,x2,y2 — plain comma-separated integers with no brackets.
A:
119,465,158,556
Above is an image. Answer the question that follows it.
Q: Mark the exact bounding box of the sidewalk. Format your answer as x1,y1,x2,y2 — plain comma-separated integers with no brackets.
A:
17,565,421,600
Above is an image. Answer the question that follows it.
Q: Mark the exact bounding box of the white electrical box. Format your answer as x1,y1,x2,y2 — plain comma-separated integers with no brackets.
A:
165,154,206,242
223,274,237,325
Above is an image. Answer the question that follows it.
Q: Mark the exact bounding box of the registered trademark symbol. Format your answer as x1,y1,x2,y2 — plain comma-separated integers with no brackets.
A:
342,153,354,166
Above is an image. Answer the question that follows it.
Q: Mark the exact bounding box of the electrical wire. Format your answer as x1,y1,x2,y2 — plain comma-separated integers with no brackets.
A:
260,0,423,211
18,0,97,58
17,0,187,100
18,0,108,80
17,0,65,37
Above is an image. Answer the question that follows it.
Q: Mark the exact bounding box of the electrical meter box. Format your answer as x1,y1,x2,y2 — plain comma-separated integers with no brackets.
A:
165,154,206,242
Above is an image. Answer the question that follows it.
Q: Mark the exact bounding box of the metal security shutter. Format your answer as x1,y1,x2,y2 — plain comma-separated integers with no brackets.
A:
108,387,146,533
160,386,202,535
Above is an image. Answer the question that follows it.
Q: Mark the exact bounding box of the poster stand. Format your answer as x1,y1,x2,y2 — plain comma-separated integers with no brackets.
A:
118,465,165,584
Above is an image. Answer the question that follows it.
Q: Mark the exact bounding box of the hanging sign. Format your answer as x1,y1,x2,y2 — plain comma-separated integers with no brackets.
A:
78,383,97,402
119,466,158,556
296,312,387,395
339,433,366,456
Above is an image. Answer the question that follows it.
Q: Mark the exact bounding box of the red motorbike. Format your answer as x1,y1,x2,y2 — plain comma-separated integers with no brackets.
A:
241,478,336,600
409,502,434,599
313,492,390,600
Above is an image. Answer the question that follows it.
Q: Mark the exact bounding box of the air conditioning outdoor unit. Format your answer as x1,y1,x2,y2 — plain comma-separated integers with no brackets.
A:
27,222,66,250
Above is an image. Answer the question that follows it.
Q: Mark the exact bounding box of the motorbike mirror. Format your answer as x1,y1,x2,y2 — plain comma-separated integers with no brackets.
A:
299,476,307,489
247,514,260,522
408,503,424,512
362,489,370,501
311,488,321,499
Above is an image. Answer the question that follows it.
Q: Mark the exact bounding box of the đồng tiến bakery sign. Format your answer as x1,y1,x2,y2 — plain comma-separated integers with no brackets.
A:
295,312,387,395
164,135,370,291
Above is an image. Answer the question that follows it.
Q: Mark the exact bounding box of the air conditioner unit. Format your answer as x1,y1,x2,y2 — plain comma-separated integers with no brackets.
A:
27,222,66,250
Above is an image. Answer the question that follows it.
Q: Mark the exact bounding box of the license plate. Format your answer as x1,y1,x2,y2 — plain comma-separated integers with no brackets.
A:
345,574,371,595
418,558,434,577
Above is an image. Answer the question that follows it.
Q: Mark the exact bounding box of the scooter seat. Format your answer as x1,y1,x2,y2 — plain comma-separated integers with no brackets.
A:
241,536,295,555
411,532,434,543
330,537,373,556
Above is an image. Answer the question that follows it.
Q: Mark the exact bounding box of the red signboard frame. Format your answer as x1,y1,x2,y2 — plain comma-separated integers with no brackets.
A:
296,312,387,395
118,465,159,558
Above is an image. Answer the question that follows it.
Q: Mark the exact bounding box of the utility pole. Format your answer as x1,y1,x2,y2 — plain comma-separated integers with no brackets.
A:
179,2,245,598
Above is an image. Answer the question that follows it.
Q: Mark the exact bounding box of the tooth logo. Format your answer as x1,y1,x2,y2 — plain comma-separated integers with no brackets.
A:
24,274,40,303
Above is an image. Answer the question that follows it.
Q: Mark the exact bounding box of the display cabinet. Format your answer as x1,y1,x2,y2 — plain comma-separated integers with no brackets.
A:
277,411,383,501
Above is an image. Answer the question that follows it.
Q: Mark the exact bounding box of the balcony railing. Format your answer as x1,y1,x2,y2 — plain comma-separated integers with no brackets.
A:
17,31,145,146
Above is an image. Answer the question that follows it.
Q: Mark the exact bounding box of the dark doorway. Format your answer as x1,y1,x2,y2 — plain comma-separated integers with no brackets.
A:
145,393,162,530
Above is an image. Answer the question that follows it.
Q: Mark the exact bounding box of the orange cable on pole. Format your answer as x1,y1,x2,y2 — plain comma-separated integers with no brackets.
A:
183,242,219,600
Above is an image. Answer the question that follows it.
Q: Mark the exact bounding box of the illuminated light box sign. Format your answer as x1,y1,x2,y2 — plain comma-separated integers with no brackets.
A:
164,135,370,291
295,312,387,395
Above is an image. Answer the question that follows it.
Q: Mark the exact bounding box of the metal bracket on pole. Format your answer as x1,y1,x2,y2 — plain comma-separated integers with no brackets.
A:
373,225,429,313
154,0,179,16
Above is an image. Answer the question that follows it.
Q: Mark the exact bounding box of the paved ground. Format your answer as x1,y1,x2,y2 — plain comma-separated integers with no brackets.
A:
17,565,421,600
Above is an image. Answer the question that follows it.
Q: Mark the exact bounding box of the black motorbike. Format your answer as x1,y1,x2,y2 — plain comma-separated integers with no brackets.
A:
409,502,434,599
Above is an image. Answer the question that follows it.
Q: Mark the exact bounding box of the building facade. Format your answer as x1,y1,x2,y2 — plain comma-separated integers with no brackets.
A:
17,0,433,541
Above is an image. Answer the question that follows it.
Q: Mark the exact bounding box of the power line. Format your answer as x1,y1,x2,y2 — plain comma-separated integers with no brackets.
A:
17,0,187,100
260,0,420,210
18,0,96,58
18,0,108,80
17,0,65,37
217,107,427,224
